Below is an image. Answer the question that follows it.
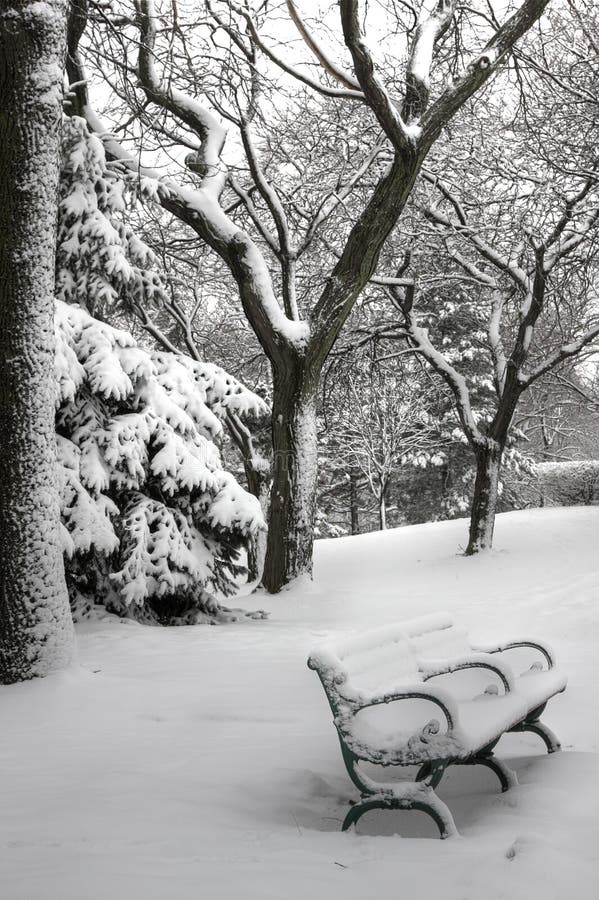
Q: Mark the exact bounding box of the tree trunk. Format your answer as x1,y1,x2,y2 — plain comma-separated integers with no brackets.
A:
440,461,450,513
349,470,359,535
245,463,270,582
466,441,504,555
378,488,387,531
0,0,75,683
226,413,271,584
262,360,318,593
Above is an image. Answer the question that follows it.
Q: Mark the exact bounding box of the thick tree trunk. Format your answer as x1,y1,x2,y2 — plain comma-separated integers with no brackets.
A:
262,361,318,593
466,441,504,555
0,0,75,683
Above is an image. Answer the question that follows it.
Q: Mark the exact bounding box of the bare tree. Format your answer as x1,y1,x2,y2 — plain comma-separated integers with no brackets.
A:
515,370,599,464
71,0,550,590
384,59,599,553
324,358,442,530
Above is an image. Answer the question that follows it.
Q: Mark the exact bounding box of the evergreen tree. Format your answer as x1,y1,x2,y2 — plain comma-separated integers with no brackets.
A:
55,117,266,624
55,302,266,623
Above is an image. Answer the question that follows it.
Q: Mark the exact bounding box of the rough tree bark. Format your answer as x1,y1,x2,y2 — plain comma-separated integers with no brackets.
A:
262,359,319,591
466,440,504,554
0,0,75,683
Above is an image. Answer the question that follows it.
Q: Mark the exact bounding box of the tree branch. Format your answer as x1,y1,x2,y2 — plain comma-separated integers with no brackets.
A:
401,299,485,447
134,0,227,197
226,0,366,103
422,174,530,291
238,117,299,319
402,0,455,124
286,0,361,91
521,325,599,387
421,0,551,145
339,0,413,152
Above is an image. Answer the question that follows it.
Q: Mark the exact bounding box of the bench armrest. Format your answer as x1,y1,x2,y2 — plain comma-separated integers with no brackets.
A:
349,683,459,731
418,653,516,693
470,640,555,669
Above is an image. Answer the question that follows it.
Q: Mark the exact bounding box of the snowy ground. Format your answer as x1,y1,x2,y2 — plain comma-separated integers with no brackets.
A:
2,506,599,900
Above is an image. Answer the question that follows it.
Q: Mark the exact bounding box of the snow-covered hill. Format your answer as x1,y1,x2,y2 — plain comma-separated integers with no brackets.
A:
1,507,598,899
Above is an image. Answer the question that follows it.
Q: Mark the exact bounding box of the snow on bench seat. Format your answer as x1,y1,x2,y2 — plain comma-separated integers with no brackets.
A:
347,688,528,766
404,613,567,716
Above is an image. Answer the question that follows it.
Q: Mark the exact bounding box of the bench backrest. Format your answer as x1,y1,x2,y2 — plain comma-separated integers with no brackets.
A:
308,613,459,709
405,621,472,660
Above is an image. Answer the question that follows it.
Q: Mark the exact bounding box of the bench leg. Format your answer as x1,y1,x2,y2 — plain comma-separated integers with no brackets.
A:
342,789,459,839
415,758,448,790
338,738,458,838
454,752,518,792
509,718,561,754
339,739,377,796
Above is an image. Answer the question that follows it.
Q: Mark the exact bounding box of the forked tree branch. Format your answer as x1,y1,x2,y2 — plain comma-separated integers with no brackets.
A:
421,0,551,144
135,0,227,198
77,0,553,382
402,0,455,124
339,0,413,151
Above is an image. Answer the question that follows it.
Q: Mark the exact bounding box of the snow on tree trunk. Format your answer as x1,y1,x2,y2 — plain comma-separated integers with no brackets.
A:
466,440,504,555
0,0,75,683
247,525,267,585
262,363,318,593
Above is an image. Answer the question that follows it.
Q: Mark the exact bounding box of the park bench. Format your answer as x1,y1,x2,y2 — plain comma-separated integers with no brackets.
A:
308,612,567,838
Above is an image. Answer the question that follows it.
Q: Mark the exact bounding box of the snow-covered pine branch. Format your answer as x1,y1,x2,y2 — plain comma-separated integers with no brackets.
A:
55,300,267,624
57,116,168,319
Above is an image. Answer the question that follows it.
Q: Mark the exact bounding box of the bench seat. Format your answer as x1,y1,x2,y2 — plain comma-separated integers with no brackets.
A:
346,688,528,765
405,613,567,727
505,665,567,711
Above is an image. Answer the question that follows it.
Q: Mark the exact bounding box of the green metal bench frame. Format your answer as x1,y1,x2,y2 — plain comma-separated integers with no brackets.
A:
308,638,562,838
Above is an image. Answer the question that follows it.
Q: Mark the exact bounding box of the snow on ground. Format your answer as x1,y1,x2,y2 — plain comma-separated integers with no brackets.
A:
1,506,599,900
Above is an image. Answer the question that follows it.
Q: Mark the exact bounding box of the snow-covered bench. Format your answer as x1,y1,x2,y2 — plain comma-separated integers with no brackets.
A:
308,613,567,838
